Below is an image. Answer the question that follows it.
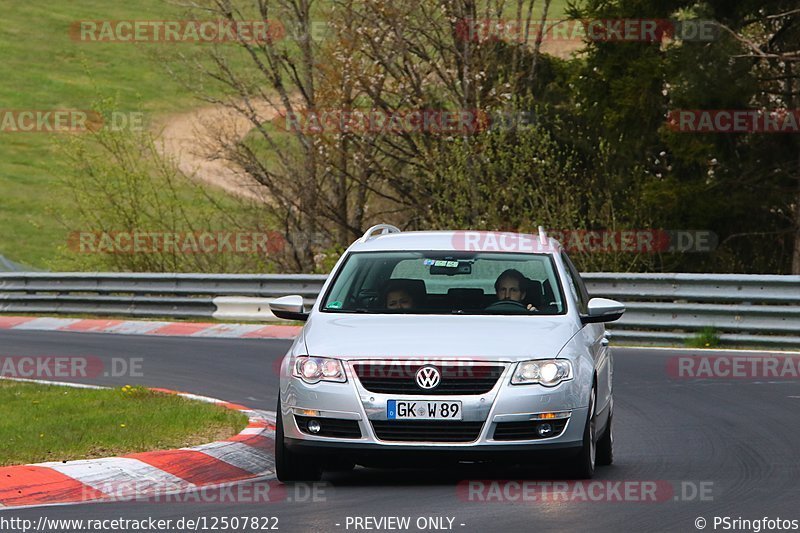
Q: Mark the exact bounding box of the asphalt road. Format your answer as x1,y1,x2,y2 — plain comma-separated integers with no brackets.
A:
2,329,799,533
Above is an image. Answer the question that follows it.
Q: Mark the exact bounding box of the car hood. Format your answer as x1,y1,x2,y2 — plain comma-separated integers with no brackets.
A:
301,313,579,360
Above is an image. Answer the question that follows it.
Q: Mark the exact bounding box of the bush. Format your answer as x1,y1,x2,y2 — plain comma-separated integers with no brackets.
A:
685,327,721,349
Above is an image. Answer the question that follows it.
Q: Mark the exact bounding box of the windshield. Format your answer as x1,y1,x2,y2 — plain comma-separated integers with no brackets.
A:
321,251,565,315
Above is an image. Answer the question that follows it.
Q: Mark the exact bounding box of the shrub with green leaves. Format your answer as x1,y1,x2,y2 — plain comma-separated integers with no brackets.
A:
685,327,722,349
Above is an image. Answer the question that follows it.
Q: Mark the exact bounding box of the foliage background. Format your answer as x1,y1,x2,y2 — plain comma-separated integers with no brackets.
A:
2,0,797,274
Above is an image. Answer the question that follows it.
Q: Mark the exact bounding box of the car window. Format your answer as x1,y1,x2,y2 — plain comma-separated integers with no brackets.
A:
561,252,589,314
321,251,565,315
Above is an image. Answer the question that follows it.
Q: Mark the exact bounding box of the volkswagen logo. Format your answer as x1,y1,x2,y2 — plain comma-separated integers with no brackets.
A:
415,366,441,390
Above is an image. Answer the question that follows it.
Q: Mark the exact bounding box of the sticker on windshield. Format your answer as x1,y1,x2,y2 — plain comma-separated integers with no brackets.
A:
424,259,459,268
327,301,343,309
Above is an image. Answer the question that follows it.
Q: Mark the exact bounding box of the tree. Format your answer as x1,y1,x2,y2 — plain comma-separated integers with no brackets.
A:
569,0,800,273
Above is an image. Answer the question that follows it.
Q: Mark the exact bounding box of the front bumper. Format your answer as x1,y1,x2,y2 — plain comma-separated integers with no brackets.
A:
284,437,583,466
280,359,589,457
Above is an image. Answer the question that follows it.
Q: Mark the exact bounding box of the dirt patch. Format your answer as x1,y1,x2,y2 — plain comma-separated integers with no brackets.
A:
154,101,278,202
540,39,585,58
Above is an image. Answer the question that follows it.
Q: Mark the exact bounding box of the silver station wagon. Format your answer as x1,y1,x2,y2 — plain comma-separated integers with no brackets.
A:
270,225,625,481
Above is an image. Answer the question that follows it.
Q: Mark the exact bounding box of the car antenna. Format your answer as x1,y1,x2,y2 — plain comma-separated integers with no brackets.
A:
538,226,548,246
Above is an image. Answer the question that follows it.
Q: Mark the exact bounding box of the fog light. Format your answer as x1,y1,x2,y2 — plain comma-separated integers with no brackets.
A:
537,423,553,437
307,419,321,434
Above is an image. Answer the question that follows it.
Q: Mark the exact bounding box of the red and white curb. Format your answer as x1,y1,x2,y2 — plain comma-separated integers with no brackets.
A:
0,316,301,340
0,378,278,510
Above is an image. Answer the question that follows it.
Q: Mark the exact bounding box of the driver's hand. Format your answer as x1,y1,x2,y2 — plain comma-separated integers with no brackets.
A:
526,304,537,311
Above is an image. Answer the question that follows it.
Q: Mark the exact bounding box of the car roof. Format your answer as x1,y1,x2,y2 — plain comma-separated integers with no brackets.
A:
346,230,562,254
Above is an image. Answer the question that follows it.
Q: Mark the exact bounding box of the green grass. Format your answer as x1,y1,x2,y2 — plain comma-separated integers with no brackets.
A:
0,1,231,269
0,381,248,466
685,327,723,349
500,0,570,18
0,0,570,269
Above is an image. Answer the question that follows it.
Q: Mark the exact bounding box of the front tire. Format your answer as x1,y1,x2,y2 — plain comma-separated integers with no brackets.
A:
275,399,322,483
569,387,597,479
596,398,613,466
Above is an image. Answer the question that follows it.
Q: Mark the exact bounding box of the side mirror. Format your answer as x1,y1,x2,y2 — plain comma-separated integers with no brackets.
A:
269,295,309,322
581,298,625,324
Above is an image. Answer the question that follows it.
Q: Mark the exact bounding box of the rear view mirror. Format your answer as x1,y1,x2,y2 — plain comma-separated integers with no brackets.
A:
428,259,472,275
581,298,626,324
269,295,309,322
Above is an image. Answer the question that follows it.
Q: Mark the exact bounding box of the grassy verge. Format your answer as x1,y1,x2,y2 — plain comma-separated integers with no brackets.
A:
0,1,202,268
0,1,261,270
0,381,248,466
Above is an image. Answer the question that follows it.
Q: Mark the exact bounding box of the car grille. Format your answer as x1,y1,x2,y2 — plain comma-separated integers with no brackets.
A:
294,415,362,439
370,420,484,442
352,362,505,395
493,419,569,441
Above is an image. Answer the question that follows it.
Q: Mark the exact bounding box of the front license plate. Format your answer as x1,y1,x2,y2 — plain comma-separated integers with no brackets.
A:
387,400,463,420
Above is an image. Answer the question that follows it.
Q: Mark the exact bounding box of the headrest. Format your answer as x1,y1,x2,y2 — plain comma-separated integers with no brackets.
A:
383,278,427,302
524,278,545,308
447,288,484,298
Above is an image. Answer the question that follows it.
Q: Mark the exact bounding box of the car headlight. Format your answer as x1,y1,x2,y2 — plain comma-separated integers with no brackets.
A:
292,356,346,384
511,359,573,386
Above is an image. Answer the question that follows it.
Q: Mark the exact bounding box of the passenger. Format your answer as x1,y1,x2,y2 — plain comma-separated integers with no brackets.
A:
386,288,415,310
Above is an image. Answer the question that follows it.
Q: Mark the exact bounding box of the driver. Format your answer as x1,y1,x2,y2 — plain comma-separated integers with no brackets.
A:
494,269,537,311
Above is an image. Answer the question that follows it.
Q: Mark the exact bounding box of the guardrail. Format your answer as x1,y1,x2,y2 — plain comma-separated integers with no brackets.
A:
0,273,325,318
583,273,800,347
1,272,798,347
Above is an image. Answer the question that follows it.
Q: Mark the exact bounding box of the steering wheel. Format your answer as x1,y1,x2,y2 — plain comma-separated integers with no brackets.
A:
485,300,529,312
